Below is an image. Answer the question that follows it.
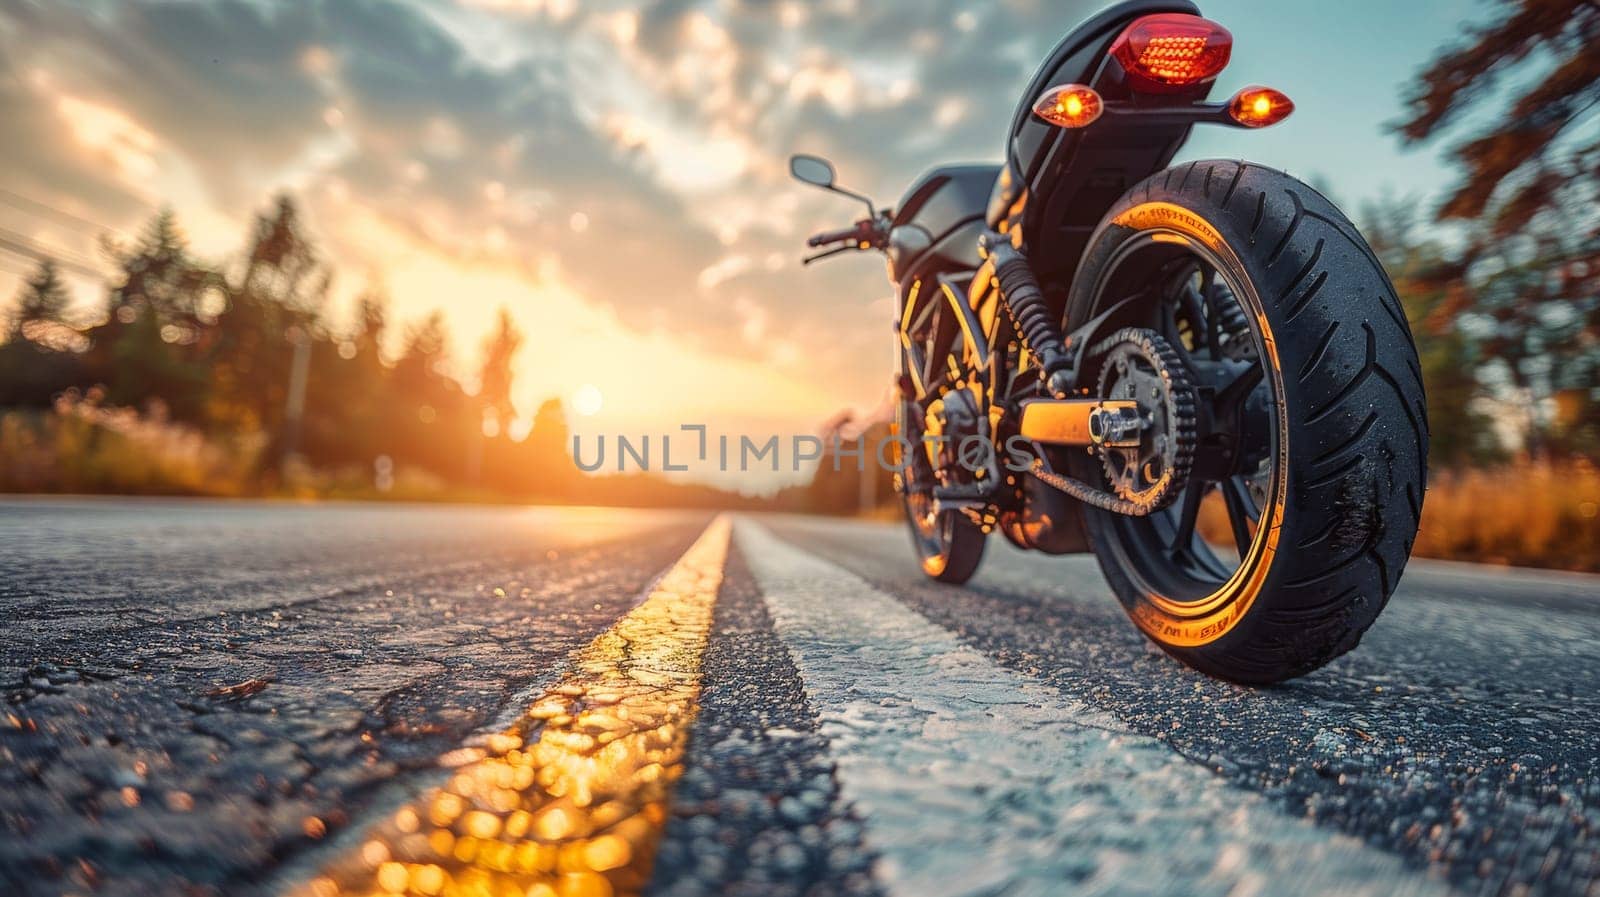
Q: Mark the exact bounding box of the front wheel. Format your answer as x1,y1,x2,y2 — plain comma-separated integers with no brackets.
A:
1068,160,1428,683
896,400,986,584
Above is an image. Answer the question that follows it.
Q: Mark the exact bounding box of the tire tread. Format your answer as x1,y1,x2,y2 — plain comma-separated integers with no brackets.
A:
1074,159,1428,683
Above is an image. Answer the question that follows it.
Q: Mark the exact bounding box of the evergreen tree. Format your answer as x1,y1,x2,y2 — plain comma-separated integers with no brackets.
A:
9,258,71,340
395,312,448,386
391,311,473,478
353,291,388,363
526,398,572,498
212,195,329,449
241,195,323,309
105,209,217,325
0,258,81,406
477,307,523,435
90,209,216,420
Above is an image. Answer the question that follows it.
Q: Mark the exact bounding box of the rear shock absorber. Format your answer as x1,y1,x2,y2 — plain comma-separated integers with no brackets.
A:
980,232,1074,397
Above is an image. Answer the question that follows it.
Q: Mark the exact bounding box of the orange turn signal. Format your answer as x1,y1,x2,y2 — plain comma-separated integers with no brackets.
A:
1032,84,1103,129
1228,86,1294,128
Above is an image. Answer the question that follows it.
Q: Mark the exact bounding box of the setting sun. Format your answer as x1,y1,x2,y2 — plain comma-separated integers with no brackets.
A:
572,384,603,417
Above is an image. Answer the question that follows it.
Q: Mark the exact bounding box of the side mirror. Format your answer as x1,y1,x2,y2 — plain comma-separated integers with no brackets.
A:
788,153,877,218
789,154,836,188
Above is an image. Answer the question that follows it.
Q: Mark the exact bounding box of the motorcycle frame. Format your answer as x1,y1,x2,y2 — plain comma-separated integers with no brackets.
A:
894,0,1261,518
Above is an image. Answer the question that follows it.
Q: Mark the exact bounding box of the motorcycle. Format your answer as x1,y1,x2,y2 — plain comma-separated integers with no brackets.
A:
790,0,1427,683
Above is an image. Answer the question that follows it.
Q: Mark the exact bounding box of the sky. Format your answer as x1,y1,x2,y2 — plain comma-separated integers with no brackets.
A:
0,0,1489,490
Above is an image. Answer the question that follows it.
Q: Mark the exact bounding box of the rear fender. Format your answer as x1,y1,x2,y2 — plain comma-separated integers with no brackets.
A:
993,0,1211,287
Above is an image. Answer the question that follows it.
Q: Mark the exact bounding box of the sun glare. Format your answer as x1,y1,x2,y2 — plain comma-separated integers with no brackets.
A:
573,384,603,416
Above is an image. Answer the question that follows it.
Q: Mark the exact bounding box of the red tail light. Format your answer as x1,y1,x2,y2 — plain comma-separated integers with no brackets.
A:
1111,13,1232,93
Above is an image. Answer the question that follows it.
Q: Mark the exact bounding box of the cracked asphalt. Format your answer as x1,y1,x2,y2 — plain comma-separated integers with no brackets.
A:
0,500,710,896
3,500,1599,897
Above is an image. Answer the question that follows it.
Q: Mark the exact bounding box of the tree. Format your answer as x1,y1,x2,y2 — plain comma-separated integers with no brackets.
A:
0,258,81,406
90,209,218,421
395,311,448,386
211,196,329,444
293,288,394,469
103,209,219,326
1395,0,1600,237
1362,199,1502,466
525,398,572,498
390,310,474,479
9,258,71,340
477,307,523,436
1395,0,1600,459
353,291,388,363
241,194,325,310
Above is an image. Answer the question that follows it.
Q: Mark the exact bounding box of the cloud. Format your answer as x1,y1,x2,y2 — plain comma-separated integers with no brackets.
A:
2,0,332,206
697,255,753,292
0,0,1104,431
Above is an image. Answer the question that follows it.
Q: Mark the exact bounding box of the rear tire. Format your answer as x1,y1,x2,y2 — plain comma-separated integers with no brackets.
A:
1069,160,1428,683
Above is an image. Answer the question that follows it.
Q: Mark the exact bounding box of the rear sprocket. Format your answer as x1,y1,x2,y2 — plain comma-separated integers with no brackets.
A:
1091,327,1197,513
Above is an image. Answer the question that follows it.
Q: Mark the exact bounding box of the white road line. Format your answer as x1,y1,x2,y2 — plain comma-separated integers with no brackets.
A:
736,519,1455,897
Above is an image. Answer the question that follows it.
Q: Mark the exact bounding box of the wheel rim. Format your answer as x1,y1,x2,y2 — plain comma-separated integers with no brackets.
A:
897,402,959,567
1081,235,1286,607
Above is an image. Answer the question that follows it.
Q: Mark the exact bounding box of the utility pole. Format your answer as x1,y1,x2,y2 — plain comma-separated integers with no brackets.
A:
281,325,311,469
859,432,876,515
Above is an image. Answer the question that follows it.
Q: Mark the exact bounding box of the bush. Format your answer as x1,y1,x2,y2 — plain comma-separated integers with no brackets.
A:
0,391,263,496
1414,460,1600,572
1192,460,1598,572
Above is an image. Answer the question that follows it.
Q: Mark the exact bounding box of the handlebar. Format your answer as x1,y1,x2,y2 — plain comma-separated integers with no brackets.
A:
801,214,889,265
807,222,869,247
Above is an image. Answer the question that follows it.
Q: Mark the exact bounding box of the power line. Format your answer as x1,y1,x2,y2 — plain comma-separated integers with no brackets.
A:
0,187,131,240
0,227,104,275
0,257,36,278
0,228,109,280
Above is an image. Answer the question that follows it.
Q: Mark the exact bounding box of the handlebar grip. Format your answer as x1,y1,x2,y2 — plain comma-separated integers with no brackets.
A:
807,225,860,247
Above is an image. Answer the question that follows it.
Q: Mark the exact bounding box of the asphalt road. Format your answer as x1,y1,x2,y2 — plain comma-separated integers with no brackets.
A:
2,499,1599,897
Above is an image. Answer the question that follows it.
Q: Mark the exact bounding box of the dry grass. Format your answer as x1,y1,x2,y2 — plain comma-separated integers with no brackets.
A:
1194,461,1600,572
0,393,262,496
0,398,497,502
1415,460,1600,572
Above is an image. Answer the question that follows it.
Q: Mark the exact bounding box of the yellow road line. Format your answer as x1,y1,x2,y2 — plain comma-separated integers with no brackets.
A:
297,516,731,897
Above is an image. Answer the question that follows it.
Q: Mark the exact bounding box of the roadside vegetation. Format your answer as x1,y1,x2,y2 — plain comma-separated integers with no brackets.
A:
1414,460,1600,572
0,200,748,509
